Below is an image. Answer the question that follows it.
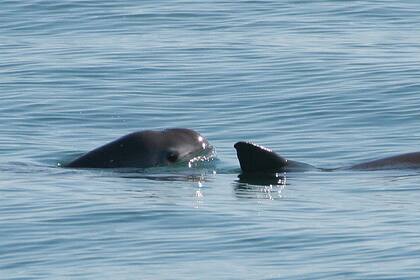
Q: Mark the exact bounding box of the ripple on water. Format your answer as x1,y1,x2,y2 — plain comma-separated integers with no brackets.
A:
2,0,420,279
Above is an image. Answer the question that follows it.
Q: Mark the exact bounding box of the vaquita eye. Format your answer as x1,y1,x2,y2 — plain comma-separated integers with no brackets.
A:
166,152,179,163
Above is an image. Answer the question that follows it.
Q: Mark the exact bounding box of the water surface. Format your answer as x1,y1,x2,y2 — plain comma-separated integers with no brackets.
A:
2,1,420,279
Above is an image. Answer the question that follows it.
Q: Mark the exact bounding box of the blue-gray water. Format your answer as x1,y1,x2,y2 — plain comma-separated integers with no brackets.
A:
2,1,420,279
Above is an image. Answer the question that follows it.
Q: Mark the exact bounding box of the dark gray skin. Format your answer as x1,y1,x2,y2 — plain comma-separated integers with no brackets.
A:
234,141,420,173
66,128,213,168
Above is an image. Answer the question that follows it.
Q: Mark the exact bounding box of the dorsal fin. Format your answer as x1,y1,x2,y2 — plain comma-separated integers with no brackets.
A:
234,142,288,173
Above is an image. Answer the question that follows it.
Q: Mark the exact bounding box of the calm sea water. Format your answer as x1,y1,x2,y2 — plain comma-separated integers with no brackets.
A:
2,1,420,279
